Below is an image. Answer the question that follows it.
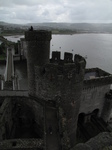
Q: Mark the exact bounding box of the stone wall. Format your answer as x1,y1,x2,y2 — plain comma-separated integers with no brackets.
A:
58,106,71,150
72,132,112,150
80,85,110,116
101,90,112,122
0,98,15,140
0,97,44,141
20,38,27,59
12,97,44,139
0,138,43,150
35,54,86,147
85,68,110,77
83,75,112,88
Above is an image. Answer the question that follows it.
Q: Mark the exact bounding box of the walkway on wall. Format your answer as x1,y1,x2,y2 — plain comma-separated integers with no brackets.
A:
45,106,61,150
4,48,14,81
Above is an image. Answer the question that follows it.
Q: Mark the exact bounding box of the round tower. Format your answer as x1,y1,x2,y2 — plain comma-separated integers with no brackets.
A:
101,90,112,122
25,30,52,96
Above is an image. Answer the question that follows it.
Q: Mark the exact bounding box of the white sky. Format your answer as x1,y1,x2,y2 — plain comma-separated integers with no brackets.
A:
0,0,112,24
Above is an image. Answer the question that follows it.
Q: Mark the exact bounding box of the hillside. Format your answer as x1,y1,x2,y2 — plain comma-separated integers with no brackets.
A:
0,21,112,33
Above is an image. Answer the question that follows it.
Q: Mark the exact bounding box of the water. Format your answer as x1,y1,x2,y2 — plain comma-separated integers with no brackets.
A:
50,34,112,74
0,33,112,90
4,35,24,42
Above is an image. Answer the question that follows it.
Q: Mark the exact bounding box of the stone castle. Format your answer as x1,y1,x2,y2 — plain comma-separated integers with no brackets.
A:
0,30,112,150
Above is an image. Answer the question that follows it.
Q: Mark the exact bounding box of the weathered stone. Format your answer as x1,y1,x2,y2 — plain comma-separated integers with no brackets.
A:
72,143,92,150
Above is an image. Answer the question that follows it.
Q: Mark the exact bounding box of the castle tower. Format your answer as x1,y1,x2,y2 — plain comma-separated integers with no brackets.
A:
25,30,86,148
34,52,86,147
101,90,112,122
25,30,52,96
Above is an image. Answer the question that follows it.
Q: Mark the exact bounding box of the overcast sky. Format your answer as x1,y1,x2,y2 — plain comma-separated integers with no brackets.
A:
0,0,112,24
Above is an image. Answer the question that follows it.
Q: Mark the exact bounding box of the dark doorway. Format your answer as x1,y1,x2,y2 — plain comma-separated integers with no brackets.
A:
78,113,85,124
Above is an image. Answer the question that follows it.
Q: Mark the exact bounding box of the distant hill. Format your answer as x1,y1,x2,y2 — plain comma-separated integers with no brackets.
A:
0,21,112,33
25,22,112,33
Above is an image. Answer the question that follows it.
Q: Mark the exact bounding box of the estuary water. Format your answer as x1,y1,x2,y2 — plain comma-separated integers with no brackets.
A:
0,33,112,90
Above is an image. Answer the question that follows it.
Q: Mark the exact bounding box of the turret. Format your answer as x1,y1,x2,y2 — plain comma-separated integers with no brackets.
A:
25,30,52,96
34,52,86,147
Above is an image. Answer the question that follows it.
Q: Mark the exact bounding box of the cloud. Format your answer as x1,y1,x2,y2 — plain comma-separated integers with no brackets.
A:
0,0,112,24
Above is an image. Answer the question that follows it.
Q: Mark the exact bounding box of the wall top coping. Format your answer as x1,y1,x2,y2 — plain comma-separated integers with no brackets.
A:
25,30,52,41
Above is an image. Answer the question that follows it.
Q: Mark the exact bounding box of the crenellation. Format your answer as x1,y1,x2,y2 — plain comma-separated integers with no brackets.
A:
51,51,61,63
64,52,73,63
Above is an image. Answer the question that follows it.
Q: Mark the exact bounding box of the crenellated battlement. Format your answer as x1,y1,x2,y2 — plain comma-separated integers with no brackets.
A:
50,51,74,63
50,51,86,66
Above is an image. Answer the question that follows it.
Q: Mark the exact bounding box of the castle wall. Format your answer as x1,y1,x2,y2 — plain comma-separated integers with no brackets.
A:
84,75,112,88
85,67,110,77
79,85,110,116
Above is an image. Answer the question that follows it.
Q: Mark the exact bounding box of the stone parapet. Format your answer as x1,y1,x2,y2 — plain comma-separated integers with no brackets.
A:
85,67,110,77
84,75,112,88
50,51,86,66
